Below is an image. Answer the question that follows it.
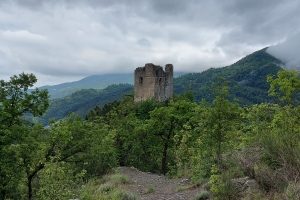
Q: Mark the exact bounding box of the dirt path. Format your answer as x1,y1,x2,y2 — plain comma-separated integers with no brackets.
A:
117,167,205,200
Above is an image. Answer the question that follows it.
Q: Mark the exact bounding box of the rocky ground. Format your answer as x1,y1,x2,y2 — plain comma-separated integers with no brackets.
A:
117,167,206,200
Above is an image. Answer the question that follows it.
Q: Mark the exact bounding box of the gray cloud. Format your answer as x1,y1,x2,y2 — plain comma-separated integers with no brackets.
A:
267,32,300,70
0,0,300,86
216,1,300,51
137,38,151,46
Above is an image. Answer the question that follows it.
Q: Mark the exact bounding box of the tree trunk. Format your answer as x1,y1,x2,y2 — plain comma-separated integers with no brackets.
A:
160,118,175,175
1,189,6,200
28,176,33,200
161,141,168,175
26,163,45,200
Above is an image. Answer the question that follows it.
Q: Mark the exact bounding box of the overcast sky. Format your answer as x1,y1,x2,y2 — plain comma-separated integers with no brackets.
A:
1,0,300,86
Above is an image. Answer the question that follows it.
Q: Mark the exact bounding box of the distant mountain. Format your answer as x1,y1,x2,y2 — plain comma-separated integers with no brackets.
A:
39,72,187,99
29,84,133,125
174,47,284,105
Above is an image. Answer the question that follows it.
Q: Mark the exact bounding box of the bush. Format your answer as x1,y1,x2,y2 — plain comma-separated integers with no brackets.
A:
209,165,239,200
254,164,286,192
195,191,210,200
237,147,261,179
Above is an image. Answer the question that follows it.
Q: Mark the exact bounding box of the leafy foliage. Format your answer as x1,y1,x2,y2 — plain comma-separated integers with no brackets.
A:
0,73,49,199
0,73,120,199
267,69,300,105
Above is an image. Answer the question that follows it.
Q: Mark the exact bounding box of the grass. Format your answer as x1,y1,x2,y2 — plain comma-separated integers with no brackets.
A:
111,190,138,200
145,185,155,193
97,183,115,193
103,173,129,185
195,191,210,200
176,185,192,192
79,172,137,200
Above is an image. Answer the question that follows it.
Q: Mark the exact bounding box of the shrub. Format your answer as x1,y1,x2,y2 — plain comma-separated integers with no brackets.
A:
254,164,286,192
195,191,210,200
209,165,239,200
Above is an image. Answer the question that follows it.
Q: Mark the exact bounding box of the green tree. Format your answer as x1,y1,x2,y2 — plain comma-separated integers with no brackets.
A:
18,113,118,199
81,118,118,177
267,69,300,105
177,79,242,181
0,73,49,199
36,161,85,200
109,98,164,173
210,79,241,166
146,100,197,174
0,72,49,127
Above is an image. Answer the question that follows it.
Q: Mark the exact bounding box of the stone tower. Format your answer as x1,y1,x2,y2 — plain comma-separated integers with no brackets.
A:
134,63,173,102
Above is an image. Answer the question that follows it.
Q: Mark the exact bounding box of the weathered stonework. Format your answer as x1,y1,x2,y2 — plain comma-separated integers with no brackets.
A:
134,63,173,102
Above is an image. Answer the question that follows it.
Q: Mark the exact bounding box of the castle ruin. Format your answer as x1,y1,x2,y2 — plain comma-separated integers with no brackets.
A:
134,63,173,102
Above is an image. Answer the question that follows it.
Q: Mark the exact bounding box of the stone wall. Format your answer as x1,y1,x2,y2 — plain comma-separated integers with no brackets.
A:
134,63,173,102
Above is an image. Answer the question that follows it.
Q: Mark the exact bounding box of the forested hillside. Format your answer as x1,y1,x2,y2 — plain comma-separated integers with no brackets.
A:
31,84,133,125
38,74,134,99
174,48,283,104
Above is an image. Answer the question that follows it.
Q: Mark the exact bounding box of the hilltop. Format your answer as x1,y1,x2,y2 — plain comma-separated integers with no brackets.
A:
174,47,283,104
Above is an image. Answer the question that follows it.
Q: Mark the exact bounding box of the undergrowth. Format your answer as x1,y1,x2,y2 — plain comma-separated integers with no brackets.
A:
79,173,137,200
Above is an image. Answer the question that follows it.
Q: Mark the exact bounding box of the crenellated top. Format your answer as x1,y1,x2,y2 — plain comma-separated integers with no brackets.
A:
134,63,173,102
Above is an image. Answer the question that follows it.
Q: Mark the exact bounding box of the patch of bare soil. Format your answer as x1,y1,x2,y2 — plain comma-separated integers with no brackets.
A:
117,167,204,200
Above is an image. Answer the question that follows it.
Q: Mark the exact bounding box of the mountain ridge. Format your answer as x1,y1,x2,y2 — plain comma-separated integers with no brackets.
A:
32,48,285,125
39,72,187,99
174,47,283,104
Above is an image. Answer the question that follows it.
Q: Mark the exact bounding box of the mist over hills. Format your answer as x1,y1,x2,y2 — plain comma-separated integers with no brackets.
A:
267,32,300,71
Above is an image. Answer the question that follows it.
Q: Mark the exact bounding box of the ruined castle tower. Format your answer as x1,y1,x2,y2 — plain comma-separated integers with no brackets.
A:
134,63,173,102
